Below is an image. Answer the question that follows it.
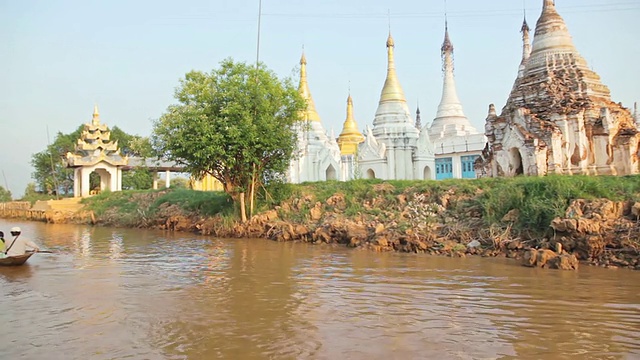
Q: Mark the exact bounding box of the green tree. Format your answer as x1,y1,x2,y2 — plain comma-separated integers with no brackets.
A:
170,177,190,189
153,59,305,222
23,183,37,198
122,167,153,190
31,127,81,195
0,185,12,202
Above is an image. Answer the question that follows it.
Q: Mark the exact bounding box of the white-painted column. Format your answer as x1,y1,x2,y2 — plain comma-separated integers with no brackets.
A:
152,171,158,189
387,146,395,180
404,148,412,180
110,169,118,192
74,168,81,198
453,154,462,179
81,169,91,197
165,170,170,188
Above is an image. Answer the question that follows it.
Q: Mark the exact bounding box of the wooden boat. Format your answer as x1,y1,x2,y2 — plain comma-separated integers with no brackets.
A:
0,251,35,266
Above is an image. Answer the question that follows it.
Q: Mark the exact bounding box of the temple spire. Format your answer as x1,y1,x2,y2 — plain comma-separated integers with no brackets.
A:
371,30,417,142
92,104,100,126
517,13,532,79
430,20,477,137
415,105,422,129
531,0,576,56
521,16,531,63
379,32,406,104
439,21,459,107
337,94,364,156
298,51,321,122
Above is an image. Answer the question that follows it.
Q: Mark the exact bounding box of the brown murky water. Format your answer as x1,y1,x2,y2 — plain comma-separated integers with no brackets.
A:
0,219,638,360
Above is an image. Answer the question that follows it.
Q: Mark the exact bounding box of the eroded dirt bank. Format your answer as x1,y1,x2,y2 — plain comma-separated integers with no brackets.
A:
3,184,639,270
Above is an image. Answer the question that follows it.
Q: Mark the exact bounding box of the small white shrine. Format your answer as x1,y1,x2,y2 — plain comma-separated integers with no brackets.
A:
66,106,127,197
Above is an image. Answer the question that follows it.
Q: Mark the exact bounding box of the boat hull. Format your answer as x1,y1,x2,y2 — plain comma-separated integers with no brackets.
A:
0,252,35,266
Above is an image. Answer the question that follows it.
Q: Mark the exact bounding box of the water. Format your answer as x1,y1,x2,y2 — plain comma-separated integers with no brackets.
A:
0,219,638,359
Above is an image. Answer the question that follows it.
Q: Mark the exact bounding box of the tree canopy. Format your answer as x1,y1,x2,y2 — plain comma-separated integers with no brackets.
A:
0,185,12,202
31,125,154,195
152,59,305,221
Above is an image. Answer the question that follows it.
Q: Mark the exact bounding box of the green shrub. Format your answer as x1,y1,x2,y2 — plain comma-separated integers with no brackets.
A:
152,189,232,217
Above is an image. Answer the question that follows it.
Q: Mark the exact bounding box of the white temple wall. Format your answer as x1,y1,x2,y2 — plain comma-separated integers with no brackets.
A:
359,160,386,180
340,155,356,181
573,113,590,174
549,133,565,175
393,147,414,180
591,136,613,175
492,127,528,176
611,136,640,175
533,147,549,176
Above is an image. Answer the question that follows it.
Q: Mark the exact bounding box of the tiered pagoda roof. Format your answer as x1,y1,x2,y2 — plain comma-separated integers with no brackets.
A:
66,106,127,167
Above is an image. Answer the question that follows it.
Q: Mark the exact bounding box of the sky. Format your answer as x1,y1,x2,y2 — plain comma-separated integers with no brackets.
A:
1,0,639,198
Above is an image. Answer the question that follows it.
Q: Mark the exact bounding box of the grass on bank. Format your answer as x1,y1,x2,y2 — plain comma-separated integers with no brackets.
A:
81,188,234,227
80,175,640,235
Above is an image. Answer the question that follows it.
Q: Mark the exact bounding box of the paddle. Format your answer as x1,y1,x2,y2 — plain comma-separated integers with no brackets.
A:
36,250,56,254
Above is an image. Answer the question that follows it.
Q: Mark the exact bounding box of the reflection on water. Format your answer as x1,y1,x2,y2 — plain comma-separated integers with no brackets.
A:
0,219,639,360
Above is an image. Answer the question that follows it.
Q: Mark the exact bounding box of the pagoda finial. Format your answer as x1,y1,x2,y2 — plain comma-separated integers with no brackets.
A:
543,0,555,9
441,19,453,55
520,10,531,68
386,32,394,48
415,105,422,129
92,104,100,125
300,47,307,66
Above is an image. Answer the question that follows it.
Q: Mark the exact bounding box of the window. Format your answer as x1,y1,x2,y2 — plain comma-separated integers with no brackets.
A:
436,158,453,180
461,155,479,179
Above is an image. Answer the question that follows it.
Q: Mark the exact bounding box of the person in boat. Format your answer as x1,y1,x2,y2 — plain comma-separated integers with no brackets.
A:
5,227,40,257
0,231,5,257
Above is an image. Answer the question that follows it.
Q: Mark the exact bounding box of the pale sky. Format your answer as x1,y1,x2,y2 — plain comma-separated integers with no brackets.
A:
1,0,638,197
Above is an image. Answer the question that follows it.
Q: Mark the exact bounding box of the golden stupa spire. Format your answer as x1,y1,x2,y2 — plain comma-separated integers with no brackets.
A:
298,51,321,122
92,104,100,125
379,32,407,104
338,93,365,156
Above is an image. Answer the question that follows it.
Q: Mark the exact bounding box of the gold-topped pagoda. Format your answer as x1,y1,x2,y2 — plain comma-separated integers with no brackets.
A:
287,51,342,183
337,95,364,156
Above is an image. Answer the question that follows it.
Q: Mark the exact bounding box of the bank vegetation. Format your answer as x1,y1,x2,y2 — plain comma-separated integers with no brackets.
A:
79,175,640,270
3,175,640,270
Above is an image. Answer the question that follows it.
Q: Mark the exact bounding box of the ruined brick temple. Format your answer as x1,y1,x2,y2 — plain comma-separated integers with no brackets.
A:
479,0,640,177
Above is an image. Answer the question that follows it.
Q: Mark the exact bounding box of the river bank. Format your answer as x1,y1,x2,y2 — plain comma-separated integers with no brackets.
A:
2,176,640,270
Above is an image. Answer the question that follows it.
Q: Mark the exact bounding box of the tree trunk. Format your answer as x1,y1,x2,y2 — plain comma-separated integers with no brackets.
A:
249,164,256,218
239,191,247,223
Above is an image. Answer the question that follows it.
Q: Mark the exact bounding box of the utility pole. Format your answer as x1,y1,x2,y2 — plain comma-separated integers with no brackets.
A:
256,0,262,69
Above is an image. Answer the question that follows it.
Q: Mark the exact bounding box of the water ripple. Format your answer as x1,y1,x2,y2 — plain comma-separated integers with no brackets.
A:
0,221,639,359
